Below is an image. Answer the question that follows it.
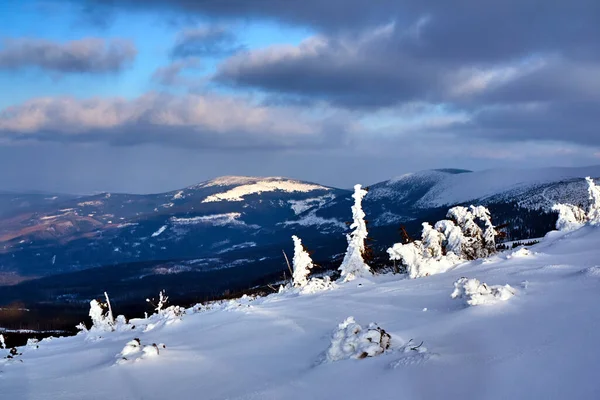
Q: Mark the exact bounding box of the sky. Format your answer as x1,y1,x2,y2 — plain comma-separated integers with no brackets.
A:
0,0,599,193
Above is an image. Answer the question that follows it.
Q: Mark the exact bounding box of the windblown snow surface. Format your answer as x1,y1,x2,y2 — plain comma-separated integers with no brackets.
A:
3,226,600,399
419,165,600,207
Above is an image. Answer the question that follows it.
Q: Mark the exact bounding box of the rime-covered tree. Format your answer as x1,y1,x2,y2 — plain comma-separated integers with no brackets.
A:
552,203,587,231
586,177,600,224
421,222,445,259
291,235,314,287
339,184,372,282
552,177,600,230
434,219,465,256
447,205,496,259
470,205,497,256
388,205,497,278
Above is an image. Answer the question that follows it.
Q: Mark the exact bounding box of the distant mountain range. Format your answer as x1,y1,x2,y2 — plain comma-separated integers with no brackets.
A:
0,166,598,312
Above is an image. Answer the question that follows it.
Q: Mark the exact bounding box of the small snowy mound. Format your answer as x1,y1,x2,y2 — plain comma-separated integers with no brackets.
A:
116,339,165,365
389,339,431,368
451,277,515,306
506,247,533,259
325,317,391,362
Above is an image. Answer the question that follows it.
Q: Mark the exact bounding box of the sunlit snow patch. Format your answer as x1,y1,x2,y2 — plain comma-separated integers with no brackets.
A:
202,179,329,202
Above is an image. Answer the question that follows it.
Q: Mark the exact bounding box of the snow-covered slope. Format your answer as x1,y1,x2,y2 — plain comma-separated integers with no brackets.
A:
417,165,600,208
3,225,600,399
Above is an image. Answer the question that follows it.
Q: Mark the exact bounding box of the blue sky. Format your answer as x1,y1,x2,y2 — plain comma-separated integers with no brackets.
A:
0,0,313,107
0,0,599,193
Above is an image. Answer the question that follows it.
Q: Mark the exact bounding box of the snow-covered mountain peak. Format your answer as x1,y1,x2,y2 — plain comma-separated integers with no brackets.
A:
196,176,271,188
200,177,332,203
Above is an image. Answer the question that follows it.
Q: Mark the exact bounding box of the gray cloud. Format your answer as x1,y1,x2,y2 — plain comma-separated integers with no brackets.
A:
0,38,136,74
79,0,400,31
171,26,245,58
214,27,445,108
81,0,600,57
459,101,600,146
0,92,352,149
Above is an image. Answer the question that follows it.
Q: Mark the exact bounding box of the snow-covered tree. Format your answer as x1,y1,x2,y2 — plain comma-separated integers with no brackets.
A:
552,203,586,231
0,334,5,349
586,177,600,224
446,205,496,259
291,235,314,287
388,205,497,278
434,219,465,256
469,205,497,256
421,222,445,259
552,177,600,230
339,184,372,282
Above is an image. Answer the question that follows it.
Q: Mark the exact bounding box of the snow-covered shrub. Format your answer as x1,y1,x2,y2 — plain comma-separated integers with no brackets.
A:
89,299,114,332
26,338,39,349
116,338,166,365
299,276,336,295
85,292,130,333
147,290,169,313
325,317,391,362
291,235,314,287
553,177,600,230
339,184,372,282
0,334,5,349
451,277,515,306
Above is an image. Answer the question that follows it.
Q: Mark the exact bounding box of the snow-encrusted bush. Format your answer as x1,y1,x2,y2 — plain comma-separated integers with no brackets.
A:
388,205,497,278
325,317,391,361
0,334,5,349
291,235,314,287
451,277,515,306
147,290,169,313
82,292,130,333
553,177,600,230
116,338,166,365
339,185,372,282
299,276,336,295
88,299,115,332
388,231,461,279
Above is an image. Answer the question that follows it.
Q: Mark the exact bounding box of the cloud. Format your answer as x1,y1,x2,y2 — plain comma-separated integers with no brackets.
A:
152,58,202,86
0,93,352,149
0,37,136,74
215,25,445,109
79,0,401,31
171,26,245,58
460,101,600,146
